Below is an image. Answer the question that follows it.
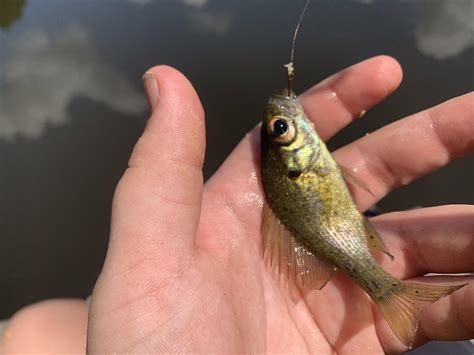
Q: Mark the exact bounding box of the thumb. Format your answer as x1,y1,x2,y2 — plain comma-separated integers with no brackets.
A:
105,65,205,271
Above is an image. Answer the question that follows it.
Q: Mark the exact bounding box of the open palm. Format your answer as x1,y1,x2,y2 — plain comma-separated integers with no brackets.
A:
87,56,474,354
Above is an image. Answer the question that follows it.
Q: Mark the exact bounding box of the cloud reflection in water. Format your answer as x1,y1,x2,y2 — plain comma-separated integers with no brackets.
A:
354,0,473,60
0,25,146,140
190,10,231,36
127,0,231,36
414,0,474,60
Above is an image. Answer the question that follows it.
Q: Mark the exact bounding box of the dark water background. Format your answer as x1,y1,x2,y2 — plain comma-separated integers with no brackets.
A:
0,0,473,352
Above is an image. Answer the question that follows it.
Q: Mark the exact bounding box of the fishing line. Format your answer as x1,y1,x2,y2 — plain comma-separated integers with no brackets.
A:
285,0,311,95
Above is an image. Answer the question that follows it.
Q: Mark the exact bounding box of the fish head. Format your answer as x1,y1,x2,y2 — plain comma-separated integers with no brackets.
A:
261,91,321,175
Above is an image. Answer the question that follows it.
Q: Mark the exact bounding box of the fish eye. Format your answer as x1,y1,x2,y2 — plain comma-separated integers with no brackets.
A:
267,116,296,144
273,119,288,136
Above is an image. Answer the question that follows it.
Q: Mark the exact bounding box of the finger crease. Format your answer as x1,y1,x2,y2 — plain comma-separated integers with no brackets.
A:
426,109,454,163
355,144,396,197
326,84,357,118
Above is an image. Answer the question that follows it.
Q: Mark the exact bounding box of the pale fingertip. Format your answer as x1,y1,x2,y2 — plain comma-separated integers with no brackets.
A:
373,55,403,98
142,70,160,112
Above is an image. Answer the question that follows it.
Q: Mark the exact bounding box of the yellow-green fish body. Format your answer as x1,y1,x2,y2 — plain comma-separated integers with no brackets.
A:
260,91,465,347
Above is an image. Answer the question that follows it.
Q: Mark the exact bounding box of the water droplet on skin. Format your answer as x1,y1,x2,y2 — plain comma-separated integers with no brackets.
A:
421,117,435,138
428,121,434,130
249,171,258,184
358,110,367,118
400,174,411,186
325,91,337,99
243,192,263,208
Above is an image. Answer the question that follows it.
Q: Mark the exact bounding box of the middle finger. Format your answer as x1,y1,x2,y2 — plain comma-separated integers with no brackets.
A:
334,92,474,211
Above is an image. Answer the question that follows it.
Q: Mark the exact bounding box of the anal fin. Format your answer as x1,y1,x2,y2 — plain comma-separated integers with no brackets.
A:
363,217,394,260
262,202,337,290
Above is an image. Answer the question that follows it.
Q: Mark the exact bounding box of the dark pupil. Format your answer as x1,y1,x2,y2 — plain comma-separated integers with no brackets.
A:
273,119,288,136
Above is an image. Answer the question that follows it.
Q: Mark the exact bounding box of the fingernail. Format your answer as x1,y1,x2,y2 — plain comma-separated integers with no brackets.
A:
142,70,159,112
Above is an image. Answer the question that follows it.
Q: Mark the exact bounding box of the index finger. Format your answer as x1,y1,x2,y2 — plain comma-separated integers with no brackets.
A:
300,55,402,141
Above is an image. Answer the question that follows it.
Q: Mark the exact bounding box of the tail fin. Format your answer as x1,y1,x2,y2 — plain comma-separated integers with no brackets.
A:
376,281,467,347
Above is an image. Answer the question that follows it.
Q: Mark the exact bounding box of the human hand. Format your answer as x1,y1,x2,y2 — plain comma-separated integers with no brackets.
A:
87,56,474,354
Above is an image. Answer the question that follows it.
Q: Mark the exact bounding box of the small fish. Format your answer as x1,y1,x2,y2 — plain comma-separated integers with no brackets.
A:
260,1,467,347
260,89,467,347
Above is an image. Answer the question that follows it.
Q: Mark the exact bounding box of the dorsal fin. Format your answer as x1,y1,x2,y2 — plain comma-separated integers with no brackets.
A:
363,217,394,260
262,202,337,289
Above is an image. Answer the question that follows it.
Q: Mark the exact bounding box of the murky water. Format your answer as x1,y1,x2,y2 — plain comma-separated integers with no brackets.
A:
0,1,473,350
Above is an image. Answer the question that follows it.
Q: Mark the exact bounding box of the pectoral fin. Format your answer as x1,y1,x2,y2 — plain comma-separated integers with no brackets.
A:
363,217,394,260
339,165,374,197
262,202,337,289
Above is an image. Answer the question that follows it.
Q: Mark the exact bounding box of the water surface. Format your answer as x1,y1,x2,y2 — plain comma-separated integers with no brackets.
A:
0,3,473,349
